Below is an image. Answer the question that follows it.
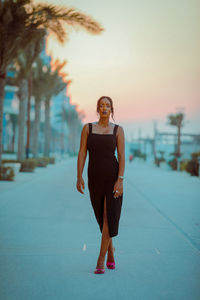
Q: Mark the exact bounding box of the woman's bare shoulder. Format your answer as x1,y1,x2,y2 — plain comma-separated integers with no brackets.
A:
116,124,124,136
82,123,89,135
118,124,124,130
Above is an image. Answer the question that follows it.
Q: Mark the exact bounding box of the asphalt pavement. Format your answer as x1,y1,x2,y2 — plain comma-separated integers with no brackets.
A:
0,157,200,300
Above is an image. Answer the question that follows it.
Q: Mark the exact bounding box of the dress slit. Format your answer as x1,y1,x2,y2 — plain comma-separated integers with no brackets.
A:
102,194,112,238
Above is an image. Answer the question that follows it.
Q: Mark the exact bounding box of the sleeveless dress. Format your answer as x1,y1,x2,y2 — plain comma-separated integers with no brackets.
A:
87,122,123,238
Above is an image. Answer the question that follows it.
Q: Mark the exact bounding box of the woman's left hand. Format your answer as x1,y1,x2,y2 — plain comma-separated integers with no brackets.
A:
113,178,123,198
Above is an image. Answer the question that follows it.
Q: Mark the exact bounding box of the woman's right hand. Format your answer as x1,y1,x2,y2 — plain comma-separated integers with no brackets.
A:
76,177,85,194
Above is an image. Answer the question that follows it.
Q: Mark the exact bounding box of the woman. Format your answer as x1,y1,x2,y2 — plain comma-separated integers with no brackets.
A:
76,96,125,274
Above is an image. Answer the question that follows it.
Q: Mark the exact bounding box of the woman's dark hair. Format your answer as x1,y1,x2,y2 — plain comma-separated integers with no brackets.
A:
96,96,115,121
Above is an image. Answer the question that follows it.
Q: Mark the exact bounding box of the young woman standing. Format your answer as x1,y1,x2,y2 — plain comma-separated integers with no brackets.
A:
76,96,125,274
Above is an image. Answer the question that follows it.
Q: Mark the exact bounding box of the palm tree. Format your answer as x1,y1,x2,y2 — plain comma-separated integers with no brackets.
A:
0,0,104,166
32,58,72,158
167,112,185,157
60,107,83,155
14,34,45,160
31,58,47,158
0,0,30,165
36,60,68,157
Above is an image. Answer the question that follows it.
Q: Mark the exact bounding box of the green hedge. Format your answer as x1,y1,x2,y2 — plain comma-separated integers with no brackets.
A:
0,166,15,181
2,159,21,163
20,159,37,172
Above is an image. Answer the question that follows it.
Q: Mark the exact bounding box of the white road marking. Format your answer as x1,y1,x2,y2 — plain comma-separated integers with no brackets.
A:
155,247,160,254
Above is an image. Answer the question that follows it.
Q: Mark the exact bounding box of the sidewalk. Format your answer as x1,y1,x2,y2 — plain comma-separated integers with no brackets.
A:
0,157,199,300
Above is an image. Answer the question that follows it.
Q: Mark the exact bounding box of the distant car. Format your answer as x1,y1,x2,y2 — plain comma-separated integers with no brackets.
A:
129,154,133,162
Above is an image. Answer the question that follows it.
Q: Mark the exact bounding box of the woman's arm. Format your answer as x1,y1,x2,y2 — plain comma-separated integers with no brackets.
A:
113,126,125,198
116,126,125,178
76,124,88,194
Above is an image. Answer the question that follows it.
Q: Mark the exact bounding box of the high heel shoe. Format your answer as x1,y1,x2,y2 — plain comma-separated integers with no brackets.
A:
106,246,115,269
94,268,105,274
106,262,115,269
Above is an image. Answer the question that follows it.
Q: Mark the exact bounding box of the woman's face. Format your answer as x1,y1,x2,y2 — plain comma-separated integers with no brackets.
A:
98,98,112,118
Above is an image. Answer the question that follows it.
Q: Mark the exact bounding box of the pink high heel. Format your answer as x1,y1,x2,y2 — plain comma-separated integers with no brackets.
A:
107,246,116,269
94,268,105,274
106,262,115,269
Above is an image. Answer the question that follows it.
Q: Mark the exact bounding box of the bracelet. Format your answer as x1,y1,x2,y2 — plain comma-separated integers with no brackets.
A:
118,176,124,180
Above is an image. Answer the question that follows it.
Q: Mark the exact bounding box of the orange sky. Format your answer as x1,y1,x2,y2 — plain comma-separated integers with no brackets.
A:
43,0,200,139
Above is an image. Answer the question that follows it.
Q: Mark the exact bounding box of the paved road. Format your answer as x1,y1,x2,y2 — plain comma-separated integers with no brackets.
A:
0,157,200,300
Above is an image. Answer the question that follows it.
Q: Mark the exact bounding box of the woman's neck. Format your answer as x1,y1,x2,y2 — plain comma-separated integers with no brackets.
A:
97,118,110,127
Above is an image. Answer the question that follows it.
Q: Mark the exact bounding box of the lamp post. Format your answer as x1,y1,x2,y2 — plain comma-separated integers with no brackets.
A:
152,120,157,160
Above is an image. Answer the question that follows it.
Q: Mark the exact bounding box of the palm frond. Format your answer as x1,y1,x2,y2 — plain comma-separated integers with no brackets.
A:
167,113,185,126
27,4,104,43
0,0,104,73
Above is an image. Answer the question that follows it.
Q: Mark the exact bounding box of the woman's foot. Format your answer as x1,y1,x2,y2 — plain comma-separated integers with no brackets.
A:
107,246,115,263
96,255,105,269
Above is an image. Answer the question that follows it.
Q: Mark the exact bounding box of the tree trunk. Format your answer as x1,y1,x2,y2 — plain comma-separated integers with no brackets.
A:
32,97,41,158
44,96,51,157
177,120,181,158
25,74,32,159
0,75,6,168
17,79,28,161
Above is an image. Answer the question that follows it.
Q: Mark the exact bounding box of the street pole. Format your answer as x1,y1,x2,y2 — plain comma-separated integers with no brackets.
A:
152,120,157,160
138,128,141,153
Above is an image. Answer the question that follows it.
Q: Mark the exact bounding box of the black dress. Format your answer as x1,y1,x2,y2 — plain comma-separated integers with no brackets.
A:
87,122,123,238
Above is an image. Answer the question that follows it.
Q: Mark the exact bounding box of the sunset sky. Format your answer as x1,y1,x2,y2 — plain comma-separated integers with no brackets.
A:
41,0,199,139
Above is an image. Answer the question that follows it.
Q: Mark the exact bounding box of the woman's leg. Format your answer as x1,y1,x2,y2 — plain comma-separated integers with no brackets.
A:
96,196,111,268
107,238,115,263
